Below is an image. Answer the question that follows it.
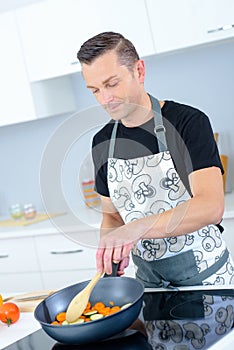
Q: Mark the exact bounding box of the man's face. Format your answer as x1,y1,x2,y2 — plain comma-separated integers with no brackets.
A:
82,50,144,122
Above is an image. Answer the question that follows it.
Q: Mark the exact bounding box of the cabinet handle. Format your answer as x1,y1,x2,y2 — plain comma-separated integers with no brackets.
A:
207,23,234,34
0,254,9,259
70,61,79,65
50,249,83,255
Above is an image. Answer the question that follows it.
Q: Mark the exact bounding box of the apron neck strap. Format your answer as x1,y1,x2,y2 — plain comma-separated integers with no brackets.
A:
108,121,118,158
150,95,167,152
108,95,167,158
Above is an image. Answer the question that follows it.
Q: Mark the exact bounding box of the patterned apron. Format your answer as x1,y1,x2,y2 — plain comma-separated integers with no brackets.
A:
107,95,234,288
142,290,234,349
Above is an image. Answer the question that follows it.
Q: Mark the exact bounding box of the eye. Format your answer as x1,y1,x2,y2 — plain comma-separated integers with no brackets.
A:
107,80,119,88
91,88,99,94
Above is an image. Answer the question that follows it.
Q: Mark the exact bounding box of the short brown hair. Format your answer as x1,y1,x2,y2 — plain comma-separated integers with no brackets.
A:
77,31,140,71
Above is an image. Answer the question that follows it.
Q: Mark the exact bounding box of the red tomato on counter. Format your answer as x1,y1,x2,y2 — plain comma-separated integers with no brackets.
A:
0,302,20,326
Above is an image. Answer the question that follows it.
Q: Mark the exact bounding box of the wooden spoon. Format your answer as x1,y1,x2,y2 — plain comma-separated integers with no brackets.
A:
66,271,103,323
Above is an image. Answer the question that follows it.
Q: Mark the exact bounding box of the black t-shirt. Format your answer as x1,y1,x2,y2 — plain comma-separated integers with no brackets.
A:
92,100,223,197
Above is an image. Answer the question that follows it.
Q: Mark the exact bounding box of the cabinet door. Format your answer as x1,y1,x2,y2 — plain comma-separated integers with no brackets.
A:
16,0,155,82
0,11,36,126
146,0,203,53
41,269,97,289
16,1,58,82
0,236,40,273
146,0,234,53
0,273,43,293
34,233,97,272
196,0,234,44
59,0,155,62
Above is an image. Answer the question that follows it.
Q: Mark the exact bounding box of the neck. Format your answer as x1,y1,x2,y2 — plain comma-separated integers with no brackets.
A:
121,93,164,128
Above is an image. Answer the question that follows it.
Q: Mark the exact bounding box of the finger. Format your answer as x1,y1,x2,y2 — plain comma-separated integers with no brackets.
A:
112,245,123,265
103,247,114,275
118,256,130,271
117,270,125,276
122,243,133,259
96,247,105,273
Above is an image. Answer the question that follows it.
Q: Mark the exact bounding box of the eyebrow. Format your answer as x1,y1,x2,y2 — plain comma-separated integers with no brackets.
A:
86,75,119,89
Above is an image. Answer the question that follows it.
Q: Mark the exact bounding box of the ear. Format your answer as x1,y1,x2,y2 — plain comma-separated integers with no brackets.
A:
135,60,145,83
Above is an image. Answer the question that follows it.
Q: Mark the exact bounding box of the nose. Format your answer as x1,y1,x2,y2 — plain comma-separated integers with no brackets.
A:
98,89,114,106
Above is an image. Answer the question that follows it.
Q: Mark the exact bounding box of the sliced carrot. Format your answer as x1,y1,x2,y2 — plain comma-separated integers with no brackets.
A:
56,312,67,322
51,321,60,325
93,302,105,311
52,300,124,325
99,307,111,316
109,306,121,314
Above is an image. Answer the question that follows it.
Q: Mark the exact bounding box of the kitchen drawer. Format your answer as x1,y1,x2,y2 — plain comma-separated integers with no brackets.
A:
42,267,136,290
0,236,39,273
0,272,43,293
34,234,96,272
41,269,97,290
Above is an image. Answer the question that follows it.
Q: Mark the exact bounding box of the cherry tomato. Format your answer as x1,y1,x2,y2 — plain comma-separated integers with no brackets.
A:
0,302,20,326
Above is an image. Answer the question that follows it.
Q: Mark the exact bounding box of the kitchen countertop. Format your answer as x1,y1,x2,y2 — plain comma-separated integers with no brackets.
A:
0,312,40,349
0,205,102,239
0,192,234,240
0,292,40,349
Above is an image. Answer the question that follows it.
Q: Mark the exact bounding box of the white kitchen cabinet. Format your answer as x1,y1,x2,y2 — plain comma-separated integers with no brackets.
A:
0,227,135,292
34,232,98,289
16,0,155,82
34,233,97,271
146,0,234,54
41,262,136,289
34,232,136,288
0,236,40,273
41,270,96,289
0,273,43,293
0,236,43,292
0,11,36,126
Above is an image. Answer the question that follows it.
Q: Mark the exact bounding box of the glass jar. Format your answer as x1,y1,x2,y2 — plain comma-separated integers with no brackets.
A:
80,153,100,208
9,204,23,220
23,203,37,220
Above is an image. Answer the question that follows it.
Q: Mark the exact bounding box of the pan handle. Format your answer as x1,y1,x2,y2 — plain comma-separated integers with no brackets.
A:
103,262,120,277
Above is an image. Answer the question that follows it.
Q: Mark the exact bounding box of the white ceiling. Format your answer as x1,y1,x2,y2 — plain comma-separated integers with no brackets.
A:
0,0,43,13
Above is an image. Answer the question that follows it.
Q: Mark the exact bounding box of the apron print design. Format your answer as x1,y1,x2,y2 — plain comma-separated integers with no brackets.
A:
107,95,234,286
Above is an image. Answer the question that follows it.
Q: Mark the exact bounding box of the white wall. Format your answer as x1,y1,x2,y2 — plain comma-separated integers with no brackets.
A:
144,39,234,192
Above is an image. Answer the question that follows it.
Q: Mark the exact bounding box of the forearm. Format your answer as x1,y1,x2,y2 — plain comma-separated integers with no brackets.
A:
100,211,124,237
126,193,224,241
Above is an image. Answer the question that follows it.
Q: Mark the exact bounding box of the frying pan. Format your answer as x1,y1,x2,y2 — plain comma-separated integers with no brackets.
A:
34,275,144,345
51,329,152,350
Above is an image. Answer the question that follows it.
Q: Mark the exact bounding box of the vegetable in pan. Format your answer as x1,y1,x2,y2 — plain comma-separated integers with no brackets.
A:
51,301,132,325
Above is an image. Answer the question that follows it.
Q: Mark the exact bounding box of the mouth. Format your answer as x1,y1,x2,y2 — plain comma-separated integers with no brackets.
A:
104,102,122,113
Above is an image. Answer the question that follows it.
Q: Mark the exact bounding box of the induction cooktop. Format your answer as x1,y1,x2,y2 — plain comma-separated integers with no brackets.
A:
3,288,234,350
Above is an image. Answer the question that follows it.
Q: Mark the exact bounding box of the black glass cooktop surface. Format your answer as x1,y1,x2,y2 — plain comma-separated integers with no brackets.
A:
3,288,234,350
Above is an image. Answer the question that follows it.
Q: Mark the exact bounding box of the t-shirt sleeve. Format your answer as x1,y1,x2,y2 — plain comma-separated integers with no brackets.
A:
91,134,110,197
181,110,224,175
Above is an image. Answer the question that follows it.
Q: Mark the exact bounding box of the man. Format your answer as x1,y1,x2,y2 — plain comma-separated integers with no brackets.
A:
77,32,234,287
